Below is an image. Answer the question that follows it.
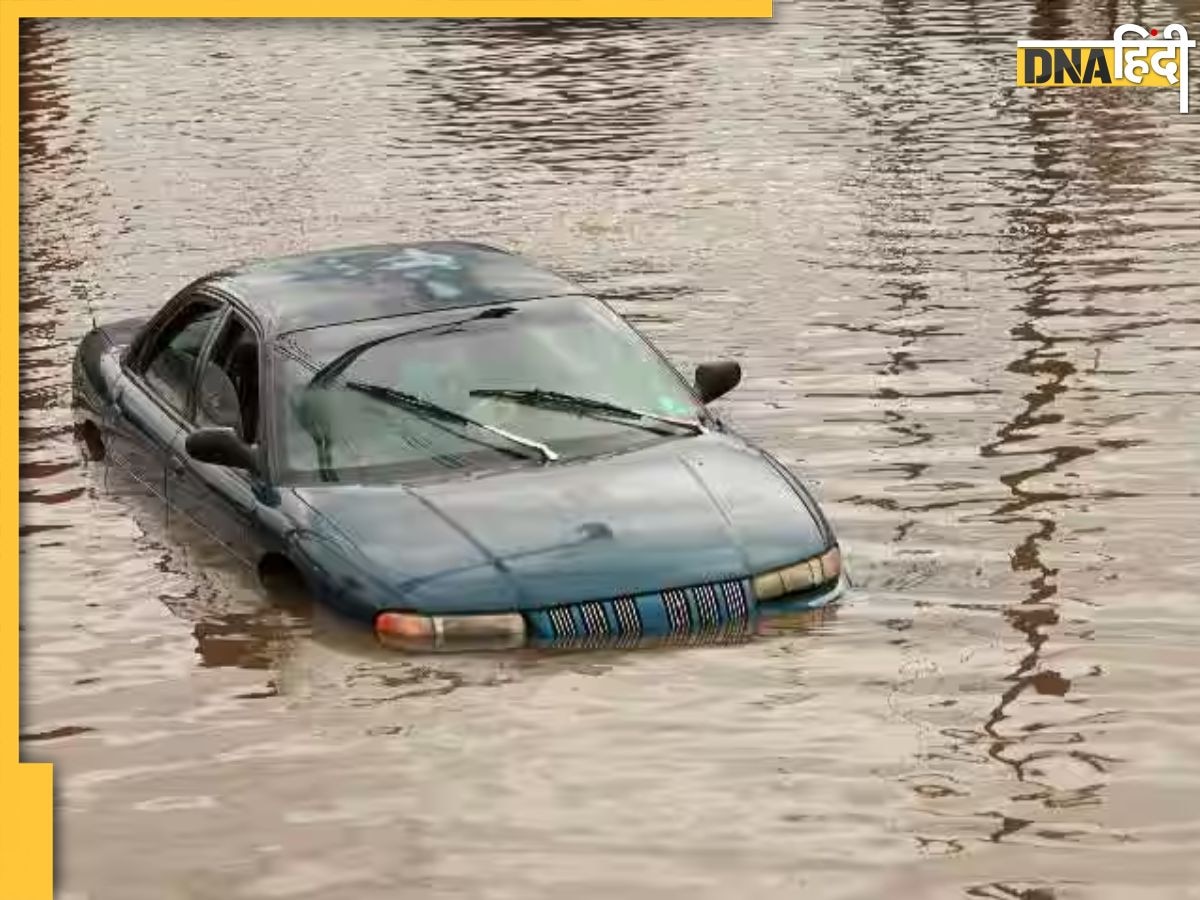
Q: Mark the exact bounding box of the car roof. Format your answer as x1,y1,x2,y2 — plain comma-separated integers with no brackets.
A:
203,241,583,336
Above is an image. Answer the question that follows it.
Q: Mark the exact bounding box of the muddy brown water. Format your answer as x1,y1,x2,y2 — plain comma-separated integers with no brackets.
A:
17,9,1200,899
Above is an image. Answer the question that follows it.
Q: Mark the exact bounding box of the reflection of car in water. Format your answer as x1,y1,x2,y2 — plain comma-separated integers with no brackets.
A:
72,241,846,652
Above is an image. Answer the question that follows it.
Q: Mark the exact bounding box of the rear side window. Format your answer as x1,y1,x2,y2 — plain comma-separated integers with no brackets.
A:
142,299,222,416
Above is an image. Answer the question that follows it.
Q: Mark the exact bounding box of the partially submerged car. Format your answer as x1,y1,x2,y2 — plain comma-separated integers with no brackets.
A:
73,242,845,651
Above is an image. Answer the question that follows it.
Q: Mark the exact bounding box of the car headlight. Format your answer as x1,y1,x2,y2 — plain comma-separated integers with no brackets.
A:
375,610,527,651
752,545,842,601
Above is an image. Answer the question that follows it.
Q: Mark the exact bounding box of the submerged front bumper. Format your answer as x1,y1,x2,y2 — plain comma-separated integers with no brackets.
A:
375,552,849,652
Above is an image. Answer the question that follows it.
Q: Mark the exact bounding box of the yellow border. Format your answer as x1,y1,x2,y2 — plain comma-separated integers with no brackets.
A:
5,10,55,899
8,1,773,16
4,5,771,898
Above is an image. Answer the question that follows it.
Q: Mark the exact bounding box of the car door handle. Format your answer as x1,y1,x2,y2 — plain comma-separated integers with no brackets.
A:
169,456,186,477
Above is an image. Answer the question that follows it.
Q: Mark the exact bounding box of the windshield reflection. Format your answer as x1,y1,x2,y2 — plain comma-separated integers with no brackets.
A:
271,296,703,484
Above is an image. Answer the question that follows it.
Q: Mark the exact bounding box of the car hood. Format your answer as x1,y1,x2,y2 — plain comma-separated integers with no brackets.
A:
290,432,830,615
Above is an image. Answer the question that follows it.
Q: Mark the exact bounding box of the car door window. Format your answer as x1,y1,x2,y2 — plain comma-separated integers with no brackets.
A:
196,314,260,443
142,299,222,416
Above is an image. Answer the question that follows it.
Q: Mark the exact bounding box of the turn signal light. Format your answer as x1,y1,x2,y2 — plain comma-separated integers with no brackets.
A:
375,611,526,651
752,545,842,601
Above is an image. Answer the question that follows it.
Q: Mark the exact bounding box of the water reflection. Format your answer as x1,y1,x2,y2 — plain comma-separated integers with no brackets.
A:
19,20,69,167
410,20,689,172
965,0,1167,841
966,881,1061,900
189,611,299,670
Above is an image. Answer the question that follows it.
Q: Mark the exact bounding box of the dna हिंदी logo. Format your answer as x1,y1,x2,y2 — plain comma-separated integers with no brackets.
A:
1017,23,1195,113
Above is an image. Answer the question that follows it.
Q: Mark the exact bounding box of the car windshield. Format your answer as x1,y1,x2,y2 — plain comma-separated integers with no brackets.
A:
271,295,703,483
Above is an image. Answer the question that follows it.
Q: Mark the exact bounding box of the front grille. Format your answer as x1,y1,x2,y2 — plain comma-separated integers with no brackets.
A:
526,577,752,646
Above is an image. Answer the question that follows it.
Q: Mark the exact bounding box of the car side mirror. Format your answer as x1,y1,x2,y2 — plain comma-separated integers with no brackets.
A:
694,360,742,404
185,426,260,475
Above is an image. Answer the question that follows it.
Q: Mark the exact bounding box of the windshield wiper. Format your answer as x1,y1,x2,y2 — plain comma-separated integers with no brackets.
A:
345,381,559,463
469,388,705,435
307,306,518,388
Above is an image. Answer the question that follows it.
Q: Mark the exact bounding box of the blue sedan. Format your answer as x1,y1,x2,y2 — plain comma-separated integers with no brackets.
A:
72,242,845,650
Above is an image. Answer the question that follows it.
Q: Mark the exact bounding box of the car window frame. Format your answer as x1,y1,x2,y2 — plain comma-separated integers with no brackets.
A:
124,276,217,372
123,287,227,429
191,304,262,440
185,291,275,484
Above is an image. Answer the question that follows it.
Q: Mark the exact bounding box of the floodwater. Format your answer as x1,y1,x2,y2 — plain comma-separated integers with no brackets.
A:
17,7,1200,899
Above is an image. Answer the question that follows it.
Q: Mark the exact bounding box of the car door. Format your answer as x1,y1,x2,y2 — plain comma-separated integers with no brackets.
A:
166,303,264,565
108,295,224,502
